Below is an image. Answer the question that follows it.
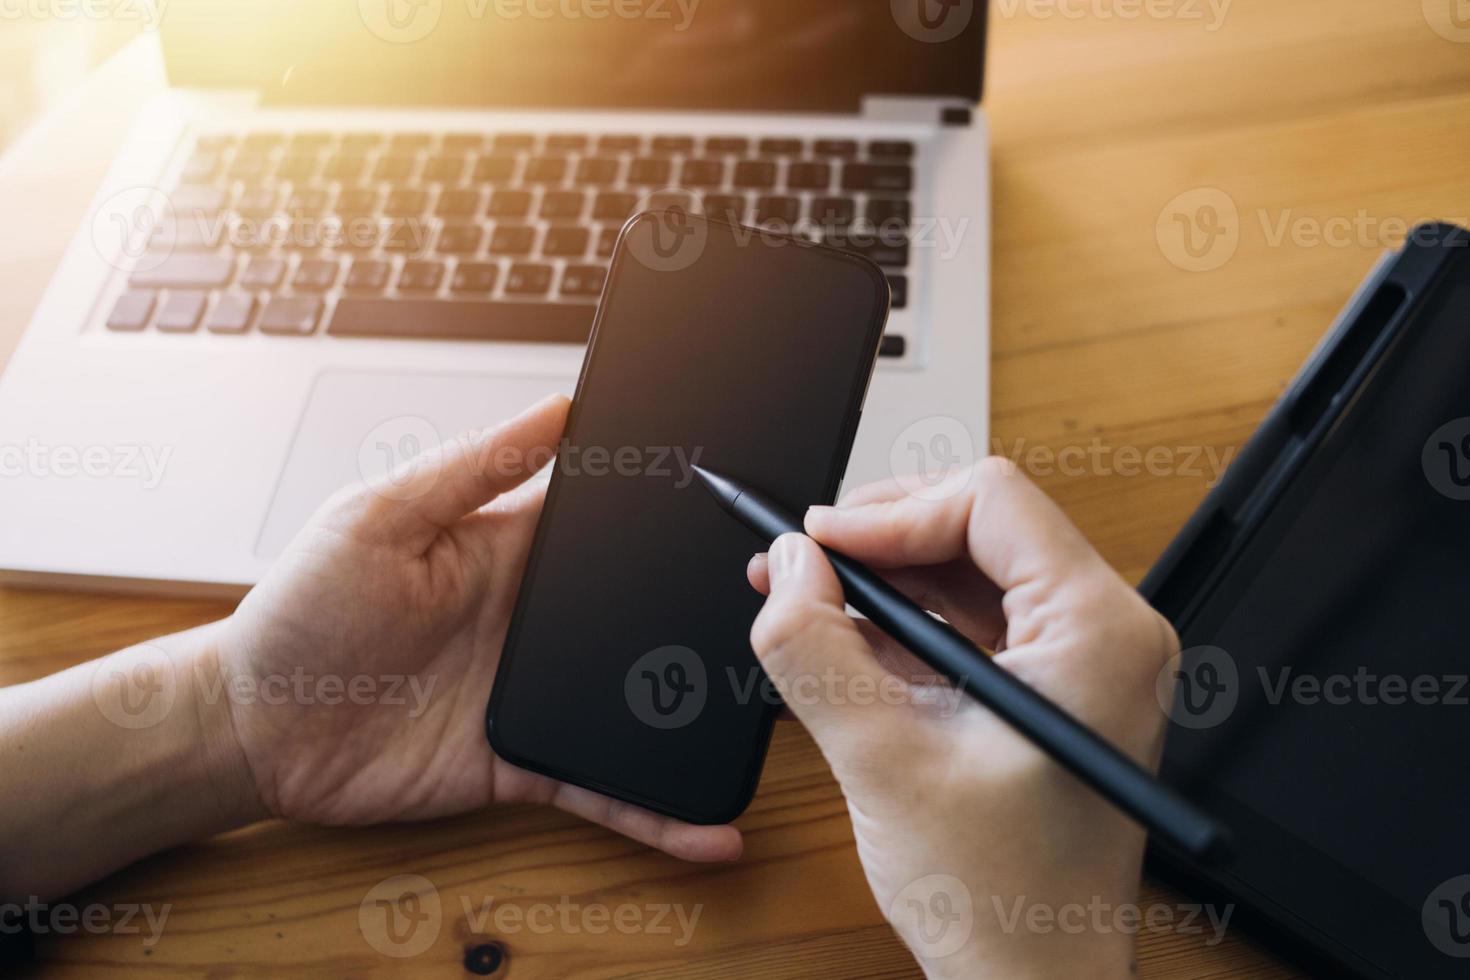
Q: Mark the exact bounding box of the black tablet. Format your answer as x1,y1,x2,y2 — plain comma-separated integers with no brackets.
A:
1143,223,1470,979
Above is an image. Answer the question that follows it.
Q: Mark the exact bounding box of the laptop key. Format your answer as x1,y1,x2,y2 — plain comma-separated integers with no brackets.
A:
811,197,856,230
276,154,320,180
241,256,287,289
340,134,382,153
560,264,606,297
330,298,593,342
733,160,776,189
323,154,367,181
597,134,640,153
593,192,638,222
504,263,554,295
229,152,270,180
542,226,590,257
170,185,228,215
207,292,256,333
242,132,284,151
384,189,428,216
334,187,381,219
436,222,484,254
374,155,417,181
680,159,725,187
234,187,278,217
389,132,433,151
181,151,221,183
539,191,586,221
451,262,499,294
288,187,332,216
814,139,858,157
786,162,832,191
880,335,907,358
437,188,482,217
130,254,234,289
156,290,208,332
867,197,912,229
422,154,468,182
887,274,908,310
704,137,749,155
828,234,910,268
397,261,445,293
384,219,433,254
442,133,485,153
345,259,392,292
842,163,913,193
756,196,801,227
490,224,537,255
703,194,746,223
487,190,532,219
523,157,568,184
758,138,803,156
290,132,333,150
106,290,155,331
473,155,517,183
575,157,621,185
868,140,915,159
627,158,672,185
492,133,536,153
651,135,695,155
293,259,340,292
260,295,323,335
595,226,619,258
545,133,589,153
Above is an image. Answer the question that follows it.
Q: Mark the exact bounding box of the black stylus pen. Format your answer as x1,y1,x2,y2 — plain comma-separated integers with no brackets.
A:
693,465,1230,865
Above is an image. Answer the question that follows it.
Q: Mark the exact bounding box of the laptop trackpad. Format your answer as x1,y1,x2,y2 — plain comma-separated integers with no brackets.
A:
255,370,570,560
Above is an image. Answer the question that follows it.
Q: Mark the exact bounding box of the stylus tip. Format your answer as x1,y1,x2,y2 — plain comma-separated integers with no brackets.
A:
691,465,741,510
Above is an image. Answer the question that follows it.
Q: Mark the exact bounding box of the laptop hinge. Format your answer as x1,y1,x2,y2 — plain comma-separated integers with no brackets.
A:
861,96,978,127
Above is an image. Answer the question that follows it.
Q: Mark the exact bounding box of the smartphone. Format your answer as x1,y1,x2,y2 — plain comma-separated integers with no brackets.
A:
486,211,889,824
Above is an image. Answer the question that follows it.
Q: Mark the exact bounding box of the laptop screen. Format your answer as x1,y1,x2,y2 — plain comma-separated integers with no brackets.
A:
158,0,986,112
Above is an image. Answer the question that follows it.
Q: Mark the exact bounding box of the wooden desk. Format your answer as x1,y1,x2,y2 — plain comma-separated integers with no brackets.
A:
5,3,1468,975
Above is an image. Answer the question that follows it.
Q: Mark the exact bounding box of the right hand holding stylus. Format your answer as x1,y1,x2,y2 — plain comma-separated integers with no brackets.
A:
747,458,1179,979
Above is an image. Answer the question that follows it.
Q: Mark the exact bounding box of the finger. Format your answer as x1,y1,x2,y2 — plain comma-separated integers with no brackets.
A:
374,395,570,551
806,457,1102,595
836,476,913,509
749,534,898,736
550,782,743,863
750,551,1004,649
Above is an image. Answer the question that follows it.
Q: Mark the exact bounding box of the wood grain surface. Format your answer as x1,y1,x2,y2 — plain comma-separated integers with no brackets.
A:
7,2,1470,975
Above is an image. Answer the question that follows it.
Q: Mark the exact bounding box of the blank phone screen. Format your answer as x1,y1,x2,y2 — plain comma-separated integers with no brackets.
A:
488,215,887,823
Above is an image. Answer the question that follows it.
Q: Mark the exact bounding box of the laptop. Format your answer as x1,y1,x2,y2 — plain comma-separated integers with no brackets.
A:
0,0,990,595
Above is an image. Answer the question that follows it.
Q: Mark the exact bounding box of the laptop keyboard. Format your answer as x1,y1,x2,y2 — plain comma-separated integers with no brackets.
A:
109,129,916,358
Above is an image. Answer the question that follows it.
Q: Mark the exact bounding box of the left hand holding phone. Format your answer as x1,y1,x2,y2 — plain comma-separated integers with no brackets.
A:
218,394,742,860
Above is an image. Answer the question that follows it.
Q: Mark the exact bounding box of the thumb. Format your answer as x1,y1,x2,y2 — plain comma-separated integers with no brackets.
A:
750,534,900,741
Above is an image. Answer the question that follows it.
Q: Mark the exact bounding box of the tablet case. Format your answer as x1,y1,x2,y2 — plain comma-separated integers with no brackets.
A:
1140,222,1470,979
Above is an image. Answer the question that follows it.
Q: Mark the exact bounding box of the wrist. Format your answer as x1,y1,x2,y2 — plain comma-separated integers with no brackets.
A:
180,622,270,831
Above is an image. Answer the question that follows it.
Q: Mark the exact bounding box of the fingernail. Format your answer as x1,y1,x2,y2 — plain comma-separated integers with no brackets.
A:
769,535,798,585
804,506,836,533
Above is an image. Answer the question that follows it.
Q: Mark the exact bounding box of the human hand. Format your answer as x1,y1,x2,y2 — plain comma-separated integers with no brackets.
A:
747,459,1178,978
214,395,741,862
